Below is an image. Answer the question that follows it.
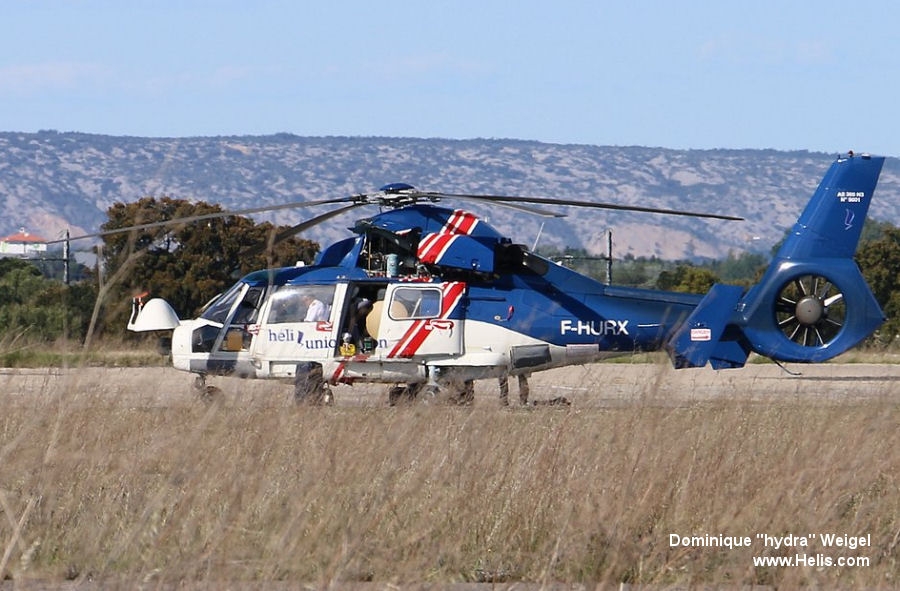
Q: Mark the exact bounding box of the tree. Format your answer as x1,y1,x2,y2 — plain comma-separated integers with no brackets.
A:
855,226,900,344
708,250,768,286
655,265,719,294
96,196,320,335
0,258,95,343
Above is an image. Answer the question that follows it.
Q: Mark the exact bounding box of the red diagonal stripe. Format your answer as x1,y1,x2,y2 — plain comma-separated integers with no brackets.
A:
441,281,465,312
446,209,478,235
418,233,457,264
388,319,427,358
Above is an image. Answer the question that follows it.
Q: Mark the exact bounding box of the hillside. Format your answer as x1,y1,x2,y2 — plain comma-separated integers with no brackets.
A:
2,131,898,260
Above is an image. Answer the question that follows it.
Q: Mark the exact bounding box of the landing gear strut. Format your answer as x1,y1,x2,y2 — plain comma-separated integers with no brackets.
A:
294,362,332,405
499,373,530,406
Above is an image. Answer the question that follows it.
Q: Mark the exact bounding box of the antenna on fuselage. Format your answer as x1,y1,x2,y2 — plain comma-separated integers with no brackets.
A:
532,222,545,252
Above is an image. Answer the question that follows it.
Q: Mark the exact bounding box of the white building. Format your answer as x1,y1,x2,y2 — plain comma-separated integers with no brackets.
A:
0,228,49,257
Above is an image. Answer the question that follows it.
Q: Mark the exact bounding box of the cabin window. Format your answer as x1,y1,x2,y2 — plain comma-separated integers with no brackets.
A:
389,287,441,319
266,285,335,324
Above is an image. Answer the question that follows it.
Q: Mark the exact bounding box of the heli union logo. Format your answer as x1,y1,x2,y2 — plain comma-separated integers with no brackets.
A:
267,327,303,343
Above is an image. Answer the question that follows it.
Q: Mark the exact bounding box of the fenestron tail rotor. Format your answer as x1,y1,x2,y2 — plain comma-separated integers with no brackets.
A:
774,274,846,347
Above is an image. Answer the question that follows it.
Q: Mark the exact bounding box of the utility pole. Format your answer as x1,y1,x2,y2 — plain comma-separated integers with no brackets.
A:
550,229,614,285
606,229,613,286
36,229,72,283
63,229,70,285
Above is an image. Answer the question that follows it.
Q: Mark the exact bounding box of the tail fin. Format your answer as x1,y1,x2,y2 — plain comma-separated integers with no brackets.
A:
667,152,886,368
776,152,884,260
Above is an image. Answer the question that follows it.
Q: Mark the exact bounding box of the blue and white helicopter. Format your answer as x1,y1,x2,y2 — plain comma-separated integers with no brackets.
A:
126,152,885,404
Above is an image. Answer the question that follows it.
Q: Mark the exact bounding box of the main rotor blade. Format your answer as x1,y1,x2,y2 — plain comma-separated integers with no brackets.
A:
47,181,739,250
478,199,566,218
405,190,564,217
241,202,366,258
46,196,358,244
417,191,743,221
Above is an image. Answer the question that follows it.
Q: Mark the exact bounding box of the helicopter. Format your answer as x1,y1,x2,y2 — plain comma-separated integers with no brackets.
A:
118,151,884,405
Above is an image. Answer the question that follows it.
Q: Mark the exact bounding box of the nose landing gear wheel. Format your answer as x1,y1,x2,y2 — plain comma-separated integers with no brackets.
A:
774,274,845,347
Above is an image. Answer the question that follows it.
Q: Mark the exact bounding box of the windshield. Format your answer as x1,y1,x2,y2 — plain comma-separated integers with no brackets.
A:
199,282,245,324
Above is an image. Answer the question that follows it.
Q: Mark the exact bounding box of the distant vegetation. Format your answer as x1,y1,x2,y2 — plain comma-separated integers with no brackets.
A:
0,257,94,344
96,196,319,334
540,248,768,292
0,200,318,365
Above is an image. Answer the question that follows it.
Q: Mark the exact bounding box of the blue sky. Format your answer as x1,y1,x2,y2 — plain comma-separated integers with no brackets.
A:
2,1,898,156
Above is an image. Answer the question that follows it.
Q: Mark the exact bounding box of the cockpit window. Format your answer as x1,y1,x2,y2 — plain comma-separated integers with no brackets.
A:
200,282,245,324
232,286,265,325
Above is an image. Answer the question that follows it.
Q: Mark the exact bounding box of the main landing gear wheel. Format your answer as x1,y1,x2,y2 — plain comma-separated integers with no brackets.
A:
449,380,475,406
193,375,223,404
775,274,846,347
388,383,424,406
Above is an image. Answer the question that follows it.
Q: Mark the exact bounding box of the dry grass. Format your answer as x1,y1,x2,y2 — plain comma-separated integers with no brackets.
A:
0,336,170,369
0,365,898,588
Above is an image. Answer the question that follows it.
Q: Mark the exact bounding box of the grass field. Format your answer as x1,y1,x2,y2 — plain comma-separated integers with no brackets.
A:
0,362,898,588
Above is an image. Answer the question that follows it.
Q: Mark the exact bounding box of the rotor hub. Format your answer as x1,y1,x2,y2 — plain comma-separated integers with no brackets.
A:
795,295,824,325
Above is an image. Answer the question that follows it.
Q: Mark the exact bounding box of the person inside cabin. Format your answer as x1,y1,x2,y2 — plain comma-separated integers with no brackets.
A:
302,293,328,322
350,298,374,351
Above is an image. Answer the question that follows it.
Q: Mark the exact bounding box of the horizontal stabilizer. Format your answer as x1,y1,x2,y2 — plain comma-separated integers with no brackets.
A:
708,328,752,369
666,284,745,368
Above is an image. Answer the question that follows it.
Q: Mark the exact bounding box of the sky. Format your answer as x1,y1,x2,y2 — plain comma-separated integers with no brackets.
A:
2,0,899,156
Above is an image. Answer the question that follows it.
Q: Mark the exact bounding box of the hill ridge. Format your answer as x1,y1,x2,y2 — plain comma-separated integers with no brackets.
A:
2,132,898,259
